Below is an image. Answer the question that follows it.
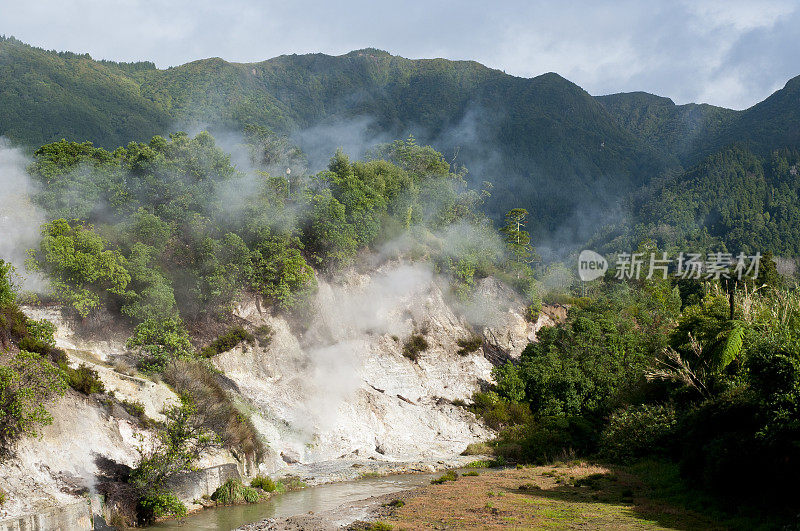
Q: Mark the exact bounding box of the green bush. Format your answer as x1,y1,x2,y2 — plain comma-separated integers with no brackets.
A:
511,416,599,464
492,363,526,403
63,363,105,395
279,476,306,490
129,397,221,511
0,261,14,307
456,336,482,355
470,391,531,430
127,317,194,373
250,475,277,492
402,334,428,361
199,326,254,358
0,351,68,453
120,399,147,423
137,491,186,523
461,442,493,456
253,325,273,345
600,404,677,462
24,319,57,347
430,470,458,484
212,479,260,504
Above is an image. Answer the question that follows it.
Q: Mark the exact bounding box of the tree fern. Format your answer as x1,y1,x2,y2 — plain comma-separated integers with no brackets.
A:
712,322,745,371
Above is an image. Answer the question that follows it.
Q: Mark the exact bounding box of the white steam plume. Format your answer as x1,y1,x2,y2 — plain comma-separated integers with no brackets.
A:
0,138,47,292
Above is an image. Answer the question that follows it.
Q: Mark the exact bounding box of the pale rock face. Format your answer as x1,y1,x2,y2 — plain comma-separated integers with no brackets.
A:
215,262,534,474
0,393,145,518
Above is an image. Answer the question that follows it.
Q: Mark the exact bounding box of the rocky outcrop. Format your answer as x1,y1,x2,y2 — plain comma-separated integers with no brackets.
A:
216,263,496,473
0,499,92,531
0,393,144,520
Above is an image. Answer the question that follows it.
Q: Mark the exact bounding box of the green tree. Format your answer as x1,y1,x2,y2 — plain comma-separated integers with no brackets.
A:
130,396,220,523
249,235,316,312
501,209,537,276
127,317,194,373
0,351,68,454
28,219,131,318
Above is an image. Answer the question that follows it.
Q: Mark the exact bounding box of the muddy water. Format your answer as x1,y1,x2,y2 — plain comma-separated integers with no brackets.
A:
144,471,440,530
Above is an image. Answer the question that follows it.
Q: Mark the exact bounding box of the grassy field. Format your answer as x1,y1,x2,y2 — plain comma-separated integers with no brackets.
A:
369,462,740,530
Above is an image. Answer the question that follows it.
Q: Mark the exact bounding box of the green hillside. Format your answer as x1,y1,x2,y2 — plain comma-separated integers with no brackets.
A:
596,91,736,163
3,36,800,248
0,37,671,236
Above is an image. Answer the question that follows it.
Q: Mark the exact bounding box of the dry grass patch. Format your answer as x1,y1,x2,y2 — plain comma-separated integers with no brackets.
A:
383,463,722,530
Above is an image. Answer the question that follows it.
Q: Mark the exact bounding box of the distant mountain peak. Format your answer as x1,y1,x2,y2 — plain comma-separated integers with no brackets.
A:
343,48,392,58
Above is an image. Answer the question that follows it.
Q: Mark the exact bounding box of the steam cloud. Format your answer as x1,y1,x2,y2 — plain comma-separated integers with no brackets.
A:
0,137,47,291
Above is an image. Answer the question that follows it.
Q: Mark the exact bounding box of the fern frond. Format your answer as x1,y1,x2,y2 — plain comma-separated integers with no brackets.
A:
713,324,745,371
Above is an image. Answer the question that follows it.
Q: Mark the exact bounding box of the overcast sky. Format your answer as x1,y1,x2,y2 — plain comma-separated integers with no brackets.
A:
1,0,798,109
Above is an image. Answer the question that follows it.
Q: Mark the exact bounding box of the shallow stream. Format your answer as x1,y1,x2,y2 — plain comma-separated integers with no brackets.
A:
144,471,441,530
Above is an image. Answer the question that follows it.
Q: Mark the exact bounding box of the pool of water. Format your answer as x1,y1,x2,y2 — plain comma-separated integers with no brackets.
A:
144,471,440,530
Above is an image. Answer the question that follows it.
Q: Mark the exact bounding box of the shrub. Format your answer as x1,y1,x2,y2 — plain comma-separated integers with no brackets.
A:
253,325,273,345
0,488,6,505
24,319,57,347
463,470,480,477
127,317,194,373
492,363,526,402
402,334,428,361
162,360,265,465
0,303,31,349
0,351,68,453
129,397,221,509
510,416,599,464
456,336,482,355
467,456,506,468
600,404,677,462
64,363,105,395
250,475,277,492
199,326,255,358
430,470,458,484
120,399,147,423
470,391,531,430
461,442,493,456
211,478,260,505
137,491,186,523
386,499,405,507
0,261,14,307
279,476,306,490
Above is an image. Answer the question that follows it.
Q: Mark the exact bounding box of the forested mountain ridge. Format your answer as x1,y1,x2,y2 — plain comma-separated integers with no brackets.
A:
598,75,800,166
0,36,670,235
595,91,736,164
4,36,800,243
